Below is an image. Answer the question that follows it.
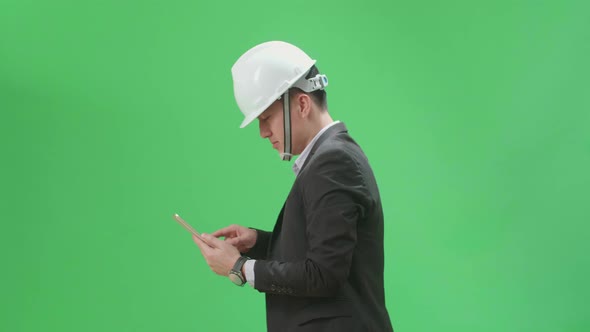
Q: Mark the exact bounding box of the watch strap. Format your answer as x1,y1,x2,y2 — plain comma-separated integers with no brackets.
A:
231,256,248,283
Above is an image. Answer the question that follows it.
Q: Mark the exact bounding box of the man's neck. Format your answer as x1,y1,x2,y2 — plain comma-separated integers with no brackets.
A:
302,112,334,150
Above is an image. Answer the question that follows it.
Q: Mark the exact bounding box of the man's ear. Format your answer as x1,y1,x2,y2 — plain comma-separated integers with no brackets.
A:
297,93,312,119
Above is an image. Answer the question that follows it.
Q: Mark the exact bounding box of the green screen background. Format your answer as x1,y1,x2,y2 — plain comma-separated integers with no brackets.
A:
2,1,589,331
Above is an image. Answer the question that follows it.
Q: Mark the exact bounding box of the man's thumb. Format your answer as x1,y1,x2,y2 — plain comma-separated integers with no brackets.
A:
200,233,219,248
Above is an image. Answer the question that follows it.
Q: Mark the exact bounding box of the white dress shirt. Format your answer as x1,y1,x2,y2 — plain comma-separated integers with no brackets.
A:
243,121,340,287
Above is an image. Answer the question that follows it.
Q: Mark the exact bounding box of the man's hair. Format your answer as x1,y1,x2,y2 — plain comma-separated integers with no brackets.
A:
290,65,328,111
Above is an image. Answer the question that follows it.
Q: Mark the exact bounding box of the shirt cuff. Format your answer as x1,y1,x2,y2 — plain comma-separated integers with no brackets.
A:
244,259,256,287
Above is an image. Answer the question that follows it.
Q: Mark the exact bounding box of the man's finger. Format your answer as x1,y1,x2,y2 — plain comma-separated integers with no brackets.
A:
201,233,225,249
211,226,235,238
193,234,213,253
226,237,240,246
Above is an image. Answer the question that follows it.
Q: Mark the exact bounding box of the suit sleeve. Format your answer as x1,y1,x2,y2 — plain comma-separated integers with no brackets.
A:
245,228,272,259
253,149,372,297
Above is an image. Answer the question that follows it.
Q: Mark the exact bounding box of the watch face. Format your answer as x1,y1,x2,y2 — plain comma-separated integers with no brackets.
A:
229,272,244,286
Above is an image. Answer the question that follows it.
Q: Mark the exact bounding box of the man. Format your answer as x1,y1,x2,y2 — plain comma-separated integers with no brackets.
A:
193,41,394,331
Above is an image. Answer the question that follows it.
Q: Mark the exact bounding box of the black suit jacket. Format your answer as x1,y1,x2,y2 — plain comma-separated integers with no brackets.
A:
247,123,393,332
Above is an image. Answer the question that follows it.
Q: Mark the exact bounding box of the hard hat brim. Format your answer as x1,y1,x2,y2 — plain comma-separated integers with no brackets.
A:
240,111,261,128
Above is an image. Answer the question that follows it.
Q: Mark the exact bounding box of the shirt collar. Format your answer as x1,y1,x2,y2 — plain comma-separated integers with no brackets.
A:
292,121,340,176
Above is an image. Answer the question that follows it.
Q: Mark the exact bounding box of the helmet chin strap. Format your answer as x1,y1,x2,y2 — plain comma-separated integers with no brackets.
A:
280,89,293,161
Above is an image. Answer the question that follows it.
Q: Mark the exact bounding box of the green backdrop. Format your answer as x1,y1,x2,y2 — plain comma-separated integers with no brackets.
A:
2,0,589,331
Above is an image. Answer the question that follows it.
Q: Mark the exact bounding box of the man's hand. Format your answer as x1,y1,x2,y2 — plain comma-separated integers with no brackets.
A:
193,233,241,276
211,224,257,253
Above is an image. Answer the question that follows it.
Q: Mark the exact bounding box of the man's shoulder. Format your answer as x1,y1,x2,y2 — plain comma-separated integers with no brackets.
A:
304,133,366,173
317,131,366,160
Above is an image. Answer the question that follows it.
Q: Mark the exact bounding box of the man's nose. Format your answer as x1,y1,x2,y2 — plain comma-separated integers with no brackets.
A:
259,121,270,139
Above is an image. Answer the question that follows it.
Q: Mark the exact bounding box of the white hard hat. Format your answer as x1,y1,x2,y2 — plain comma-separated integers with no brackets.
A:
231,41,328,129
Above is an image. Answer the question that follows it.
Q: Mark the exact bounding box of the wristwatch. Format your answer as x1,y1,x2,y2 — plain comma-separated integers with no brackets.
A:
229,256,248,286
